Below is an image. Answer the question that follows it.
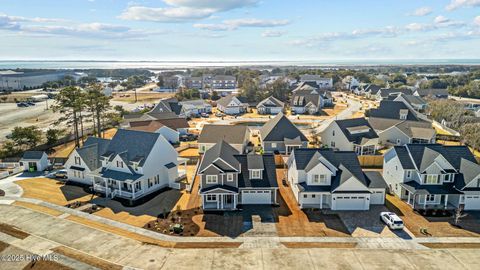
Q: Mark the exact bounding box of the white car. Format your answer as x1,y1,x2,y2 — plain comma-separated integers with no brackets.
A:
380,212,404,230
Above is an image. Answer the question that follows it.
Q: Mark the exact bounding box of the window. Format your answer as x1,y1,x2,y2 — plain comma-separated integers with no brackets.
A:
303,194,307,198
206,175,217,184
332,130,335,136
443,174,453,183
312,194,316,198
227,173,234,182
251,170,262,179
154,175,160,185
148,178,153,188
330,141,335,147
135,181,142,191
271,142,277,148
74,156,81,165
426,195,435,202
206,194,217,202
425,175,439,184
406,171,412,178
116,161,124,168
312,174,327,184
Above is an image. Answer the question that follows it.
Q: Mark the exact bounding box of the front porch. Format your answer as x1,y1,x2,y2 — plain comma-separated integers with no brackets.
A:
202,193,238,210
404,190,458,210
93,177,145,200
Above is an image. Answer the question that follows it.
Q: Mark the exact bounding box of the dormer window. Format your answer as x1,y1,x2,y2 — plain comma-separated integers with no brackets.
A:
443,174,453,183
74,156,81,165
250,170,262,179
399,109,408,120
116,161,124,168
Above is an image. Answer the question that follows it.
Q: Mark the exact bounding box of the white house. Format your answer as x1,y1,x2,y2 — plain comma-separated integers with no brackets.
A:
287,148,387,210
299,75,333,89
179,99,212,117
20,151,49,172
321,118,379,155
256,96,284,115
66,129,185,203
342,76,360,91
216,94,249,115
290,83,328,114
383,144,480,210
198,125,251,154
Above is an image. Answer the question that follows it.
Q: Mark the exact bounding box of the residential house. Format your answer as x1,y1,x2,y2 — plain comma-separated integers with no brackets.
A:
66,129,185,203
362,84,382,99
287,148,387,210
198,125,250,154
383,144,480,210
179,99,212,117
212,75,236,90
375,88,413,101
321,118,379,155
392,93,427,112
216,94,249,115
259,113,308,154
20,151,49,172
367,101,436,146
413,88,449,99
299,75,333,89
185,77,203,89
126,118,190,144
290,83,332,114
256,96,285,115
342,76,360,91
198,141,278,210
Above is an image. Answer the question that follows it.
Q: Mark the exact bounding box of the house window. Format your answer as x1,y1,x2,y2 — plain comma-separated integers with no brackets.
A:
443,174,453,182
406,171,412,178
74,157,81,165
271,142,277,148
312,194,316,198
148,178,153,188
135,182,142,191
206,175,218,184
332,130,335,136
303,194,307,198
154,175,160,185
330,141,335,147
425,175,440,184
312,174,327,184
426,195,435,202
206,194,217,202
227,173,234,182
116,161,124,168
251,170,262,179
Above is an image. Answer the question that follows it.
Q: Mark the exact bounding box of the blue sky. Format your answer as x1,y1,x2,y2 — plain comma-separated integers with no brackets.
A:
0,0,479,61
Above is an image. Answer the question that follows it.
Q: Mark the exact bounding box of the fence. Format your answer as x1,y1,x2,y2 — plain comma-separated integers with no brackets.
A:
358,155,384,168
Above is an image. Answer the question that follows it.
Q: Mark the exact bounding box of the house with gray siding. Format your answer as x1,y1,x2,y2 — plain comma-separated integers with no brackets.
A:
198,141,278,210
259,113,308,154
198,124,250,154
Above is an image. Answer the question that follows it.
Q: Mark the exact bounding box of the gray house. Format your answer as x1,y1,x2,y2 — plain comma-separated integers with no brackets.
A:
259,113,308,154
256,96,285,115
198,141,279,210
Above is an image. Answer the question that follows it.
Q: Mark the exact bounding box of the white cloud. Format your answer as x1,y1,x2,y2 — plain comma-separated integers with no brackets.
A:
446,0,480,11
409,7,433,16
474,16,480,26
262,30,285,37
194,18,290,31
120,0,259,22
434,15,450,24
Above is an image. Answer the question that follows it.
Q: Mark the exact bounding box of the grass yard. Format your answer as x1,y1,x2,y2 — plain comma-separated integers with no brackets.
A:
111,92,174,103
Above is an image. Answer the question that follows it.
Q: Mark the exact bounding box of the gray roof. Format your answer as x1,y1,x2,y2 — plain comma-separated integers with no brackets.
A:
378,88,413,98
76,137,111,171
290,84,324,107
198,140,241,173
364,171,388,189
456,159,480,189
366,101,419,121
415,88,449,97
334,118,378,144
397,94,427,106
236,154,278,188
247,154,264,170
22,151,46,160
401,181,461,195
95,167,142,182
392,146,415,169
395,120,435,139
257,96,285,108
216,94,248,108
291,149,371,192
300,75,330,81
363,84,382,94
214,75,236,81
260,113,308,142
198,124,249,145
101,129,160,167
149,98,183,116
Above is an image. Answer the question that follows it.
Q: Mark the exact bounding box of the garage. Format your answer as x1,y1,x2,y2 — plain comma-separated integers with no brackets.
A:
464,195,480,210
332,195,369,210
241,190,271,204
370,190,385,205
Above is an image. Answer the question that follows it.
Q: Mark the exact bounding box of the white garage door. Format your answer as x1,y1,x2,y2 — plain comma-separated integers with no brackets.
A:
242,190,271,204
370,190,385,205
464,195,480,210
334,196,368,210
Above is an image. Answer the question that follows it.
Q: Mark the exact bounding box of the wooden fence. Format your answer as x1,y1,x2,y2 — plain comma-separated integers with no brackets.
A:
358,155,384,168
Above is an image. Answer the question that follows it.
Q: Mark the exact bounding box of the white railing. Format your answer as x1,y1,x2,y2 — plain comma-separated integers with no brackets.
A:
170,182,181,189
0,162,21,168
0,172,9,179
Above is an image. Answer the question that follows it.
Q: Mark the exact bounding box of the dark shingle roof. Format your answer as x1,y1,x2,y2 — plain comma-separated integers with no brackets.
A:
198,140,241,173
415,88,449,97
398,94,427,106
260,113,308,142
401,181,462,195
406,144,476,172
247,154,264,170
77,137,111,171
334,118,378,144
198,125,249,145
236,154,278,188
364,171,388,189
364,84,382,94
378,88,413,98
216,94,247,108
257,96,285,108
366,101,419,121
457,159,480,188
96,168,142,182
22,151,46,160
393,146,415,169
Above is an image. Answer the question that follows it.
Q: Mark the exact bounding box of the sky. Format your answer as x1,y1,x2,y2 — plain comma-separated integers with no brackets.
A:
0,0,479,61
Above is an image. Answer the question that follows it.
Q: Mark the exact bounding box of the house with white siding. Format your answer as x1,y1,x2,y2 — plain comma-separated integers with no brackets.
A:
383,144,480,210
216,94,249,115
256,96,284,115
287,148,387,210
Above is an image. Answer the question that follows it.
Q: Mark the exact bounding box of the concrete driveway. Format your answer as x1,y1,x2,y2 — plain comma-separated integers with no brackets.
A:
330,205,415,238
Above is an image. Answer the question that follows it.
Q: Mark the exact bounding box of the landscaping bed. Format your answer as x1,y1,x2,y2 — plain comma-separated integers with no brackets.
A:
143,207,202,236
80,204,105,214
65,201,89,209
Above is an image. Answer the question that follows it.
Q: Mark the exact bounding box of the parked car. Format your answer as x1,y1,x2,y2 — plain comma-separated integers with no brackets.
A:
380,212,404,230
26,101,36,106
17,102,28,107
215,112,224,117
200,112,209,118
180,134,198,142
54,169,68,179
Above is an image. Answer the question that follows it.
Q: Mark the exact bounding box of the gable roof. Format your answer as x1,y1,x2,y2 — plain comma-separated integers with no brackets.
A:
260,113,308,142
198,140,240,173
396,94,427,107
366,101,419,121
457,158,480,189
364,84,382,94
128,118,189,132
415,88,449,97
257,96,285,108
76,137,111,171
216,94,248,108
236,154,278,188
198,124,249,145
101,129,161,167
22,151,46,160
334,118,378,144
378,88,413,98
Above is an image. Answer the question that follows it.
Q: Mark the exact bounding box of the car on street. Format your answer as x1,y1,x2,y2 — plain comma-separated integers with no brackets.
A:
17,102,28,107
380,212,404,230
54,169,68,179
200,112,209,118
180,133,198,142
215,112,224,117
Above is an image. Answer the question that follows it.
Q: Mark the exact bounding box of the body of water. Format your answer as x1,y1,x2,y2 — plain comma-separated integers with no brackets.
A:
1,59,480,70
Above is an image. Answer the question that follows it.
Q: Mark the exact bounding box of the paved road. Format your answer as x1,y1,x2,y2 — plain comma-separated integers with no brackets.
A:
314,96,362,133
0,204,479,270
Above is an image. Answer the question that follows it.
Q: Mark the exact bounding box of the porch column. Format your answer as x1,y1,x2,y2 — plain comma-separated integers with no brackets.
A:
274,190,277,204
104,179,108,197
132,183,136,200
407,192,411,206
217,195,220,209
118,181,122,196
423,195,426,209
234,194,237,209
202,195,205,209
220,194,224,209
444,195,448,209
319,194,323,209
